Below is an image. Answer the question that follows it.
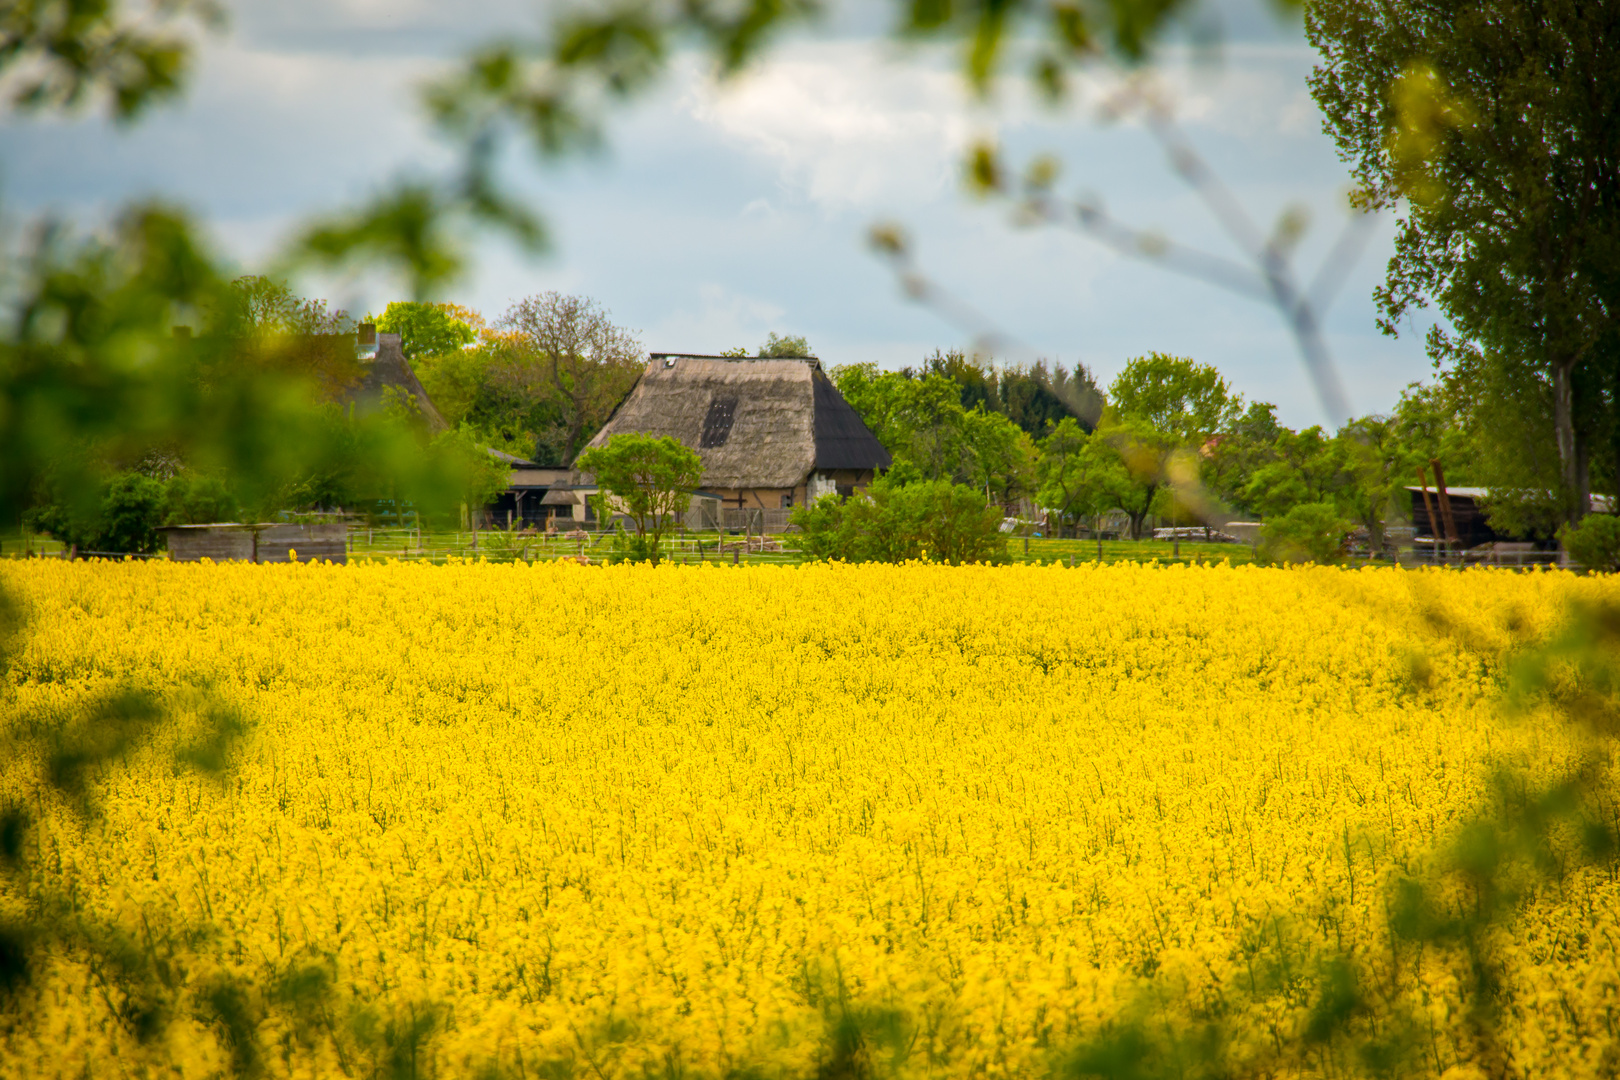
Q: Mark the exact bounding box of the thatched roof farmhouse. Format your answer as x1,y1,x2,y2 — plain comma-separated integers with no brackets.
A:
580,354,891,511
341,328,448,432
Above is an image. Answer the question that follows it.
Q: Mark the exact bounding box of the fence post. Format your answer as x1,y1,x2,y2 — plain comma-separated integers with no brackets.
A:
733,547,740,566
1097,536,1103,563
1024,536,1029,557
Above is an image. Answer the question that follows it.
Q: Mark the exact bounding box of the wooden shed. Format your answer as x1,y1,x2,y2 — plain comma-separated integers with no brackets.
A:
161,523,347,563
578,353,891,513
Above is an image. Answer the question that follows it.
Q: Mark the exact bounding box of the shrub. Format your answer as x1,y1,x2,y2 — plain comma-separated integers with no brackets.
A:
791,476,1008,564
25,472,169,554
99,474,169,554
1259,501,1351,565
1558,513,1620,573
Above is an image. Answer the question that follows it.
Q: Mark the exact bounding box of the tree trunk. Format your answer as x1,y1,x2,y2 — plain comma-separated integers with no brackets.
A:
1552,357,1591,523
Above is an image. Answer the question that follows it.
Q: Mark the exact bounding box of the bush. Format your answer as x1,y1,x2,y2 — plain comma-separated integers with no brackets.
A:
791,477,1008,564
25,472,169,554
99,474,169,554
1259,501,1351,565
1558,513,1620,572
603,522,661,565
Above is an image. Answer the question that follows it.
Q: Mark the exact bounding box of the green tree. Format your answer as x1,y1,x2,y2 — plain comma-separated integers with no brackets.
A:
225,275,350,337
830,362,1039,500
25,470,167,554
1109,352,1241,444
919,349,1100,438
498,293,644,463
758,332,811,357
164,472,237,525
960,408,1037,506
574,433,703,564
95,471,167,553
1260,501,1354,564
1098,416,1179,540
1334,415,1404,550
1204,402,1286,518
1104,355,1239,539
1242,426,1342,520
371,301,478,361
1308,0,1620,523
1036,419,1124,536
1558,514,1620,573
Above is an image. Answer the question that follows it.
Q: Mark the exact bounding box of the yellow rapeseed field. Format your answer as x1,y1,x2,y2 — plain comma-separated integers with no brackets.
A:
0,560,1616,1079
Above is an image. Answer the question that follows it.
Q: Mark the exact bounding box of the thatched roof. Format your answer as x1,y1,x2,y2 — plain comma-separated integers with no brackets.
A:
341,332,448,432
581,355,890,489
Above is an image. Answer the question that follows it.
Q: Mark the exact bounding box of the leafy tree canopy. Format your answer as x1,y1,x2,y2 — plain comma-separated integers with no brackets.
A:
1308,0,1620,521
575,432,703,564
1109,353,1241,444
758,332,811,357
371,301,478,361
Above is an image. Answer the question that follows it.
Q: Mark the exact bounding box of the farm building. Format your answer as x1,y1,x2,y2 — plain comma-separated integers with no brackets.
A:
161,523,347,563
484,452,578,530
343,327,448,432
1406,485,1615,549
573,353,891,524
1406,485,1501,548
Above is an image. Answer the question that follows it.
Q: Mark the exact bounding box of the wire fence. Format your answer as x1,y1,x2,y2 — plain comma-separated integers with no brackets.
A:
0,527,1581,570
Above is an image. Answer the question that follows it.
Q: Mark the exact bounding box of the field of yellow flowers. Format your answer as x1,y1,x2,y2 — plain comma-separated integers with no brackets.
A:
1,560,1616,1079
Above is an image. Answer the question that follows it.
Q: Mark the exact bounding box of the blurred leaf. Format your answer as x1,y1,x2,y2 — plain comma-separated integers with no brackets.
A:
0,0,223,121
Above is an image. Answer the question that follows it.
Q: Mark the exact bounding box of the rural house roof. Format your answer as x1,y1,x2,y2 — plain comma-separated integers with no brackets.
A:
581,355,891,489
341,332,448,432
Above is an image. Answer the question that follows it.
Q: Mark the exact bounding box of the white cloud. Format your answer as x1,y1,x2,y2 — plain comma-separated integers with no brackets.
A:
685,43,973,212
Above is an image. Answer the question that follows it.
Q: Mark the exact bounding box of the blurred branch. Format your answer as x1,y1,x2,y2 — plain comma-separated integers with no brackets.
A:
878,79,1375,430
866,223,1050,369
0,0,223,122
277,142,546,301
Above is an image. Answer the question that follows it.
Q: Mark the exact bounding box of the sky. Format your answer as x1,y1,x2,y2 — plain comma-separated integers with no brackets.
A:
0,0,1445,429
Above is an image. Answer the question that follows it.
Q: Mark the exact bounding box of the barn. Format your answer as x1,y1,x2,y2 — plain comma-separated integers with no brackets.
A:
576,354,891,522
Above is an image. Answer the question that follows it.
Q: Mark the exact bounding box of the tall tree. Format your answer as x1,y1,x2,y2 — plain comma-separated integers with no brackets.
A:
497,293,643,464
1308,0,1620,521
1036,418,1125,536
1109,353,1241,445
371,301,478,361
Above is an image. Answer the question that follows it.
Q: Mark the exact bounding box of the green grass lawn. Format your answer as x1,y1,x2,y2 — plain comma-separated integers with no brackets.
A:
0,528,66,558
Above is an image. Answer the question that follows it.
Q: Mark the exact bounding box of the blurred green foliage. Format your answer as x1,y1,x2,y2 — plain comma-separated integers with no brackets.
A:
0,0,222,120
